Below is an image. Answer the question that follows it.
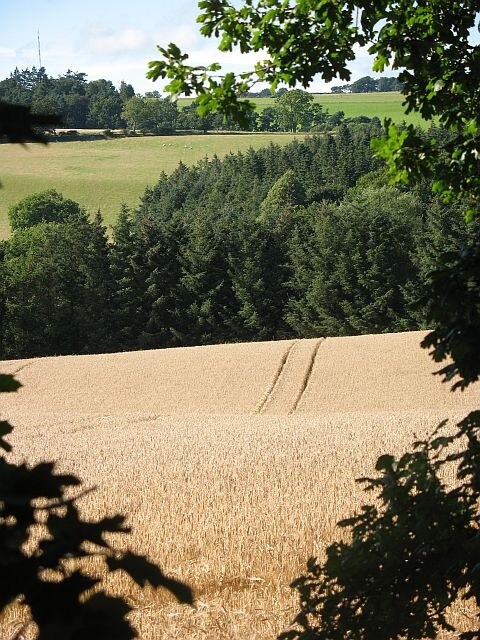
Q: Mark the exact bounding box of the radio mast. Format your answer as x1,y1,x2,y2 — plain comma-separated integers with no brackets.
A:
37,29,42,68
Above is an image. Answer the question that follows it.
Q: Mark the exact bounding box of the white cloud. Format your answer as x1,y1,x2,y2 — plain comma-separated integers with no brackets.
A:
88,28,148,55
82,23,200,59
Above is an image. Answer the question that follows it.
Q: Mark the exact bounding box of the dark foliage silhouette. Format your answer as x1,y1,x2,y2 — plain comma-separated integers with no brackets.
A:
0,99,60,144
279,409,480,639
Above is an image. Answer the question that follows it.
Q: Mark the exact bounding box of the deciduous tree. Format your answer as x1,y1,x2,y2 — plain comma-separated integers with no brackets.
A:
121,95,177,134
8,189,87,231
273,89,319,132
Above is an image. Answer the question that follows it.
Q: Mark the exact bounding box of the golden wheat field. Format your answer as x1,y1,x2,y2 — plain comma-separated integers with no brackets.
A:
1,331,480,639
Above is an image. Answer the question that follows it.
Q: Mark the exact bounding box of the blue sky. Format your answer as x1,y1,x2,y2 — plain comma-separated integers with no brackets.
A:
1,1,391,94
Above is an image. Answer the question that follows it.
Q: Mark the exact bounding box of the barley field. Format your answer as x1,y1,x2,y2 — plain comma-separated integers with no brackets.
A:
1,331,479,639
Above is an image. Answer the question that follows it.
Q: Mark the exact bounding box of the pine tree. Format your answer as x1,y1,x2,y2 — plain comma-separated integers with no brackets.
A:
110,205,144,351
82,210,114,352
407,197,478,327
229,170,306,340
137,212,185,349
287,186,423,337
177,208,239,345
228,218,275,341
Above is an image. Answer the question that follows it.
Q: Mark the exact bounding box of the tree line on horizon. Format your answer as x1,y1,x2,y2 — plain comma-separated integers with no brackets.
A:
330,75,403,93
0,66,395,135
0,122,474,360
0,67,135,130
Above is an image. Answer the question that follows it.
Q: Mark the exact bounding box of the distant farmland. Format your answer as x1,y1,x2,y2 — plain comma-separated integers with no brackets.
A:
0,92,426,239
0,133,301,239
2,331,479,639
313,91,424,124
178,91,425,125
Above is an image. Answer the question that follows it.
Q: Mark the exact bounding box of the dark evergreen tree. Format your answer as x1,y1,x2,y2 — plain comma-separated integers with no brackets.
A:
228,170,305,340
136,212,185,349
110,205,144,351
82,210,114,352
287,186,423,336
407,197,478,327
176,207,239,345
228,219,269,340
230,218,294,340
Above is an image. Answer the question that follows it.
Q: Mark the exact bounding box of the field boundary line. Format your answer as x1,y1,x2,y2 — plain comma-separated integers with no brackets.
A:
289,338,324,414
256,341,298,414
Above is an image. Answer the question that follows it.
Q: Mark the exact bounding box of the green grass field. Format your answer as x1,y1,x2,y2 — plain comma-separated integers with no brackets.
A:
314,92,423,124
0,133,302,239
178,91,424,126
0,92,426,239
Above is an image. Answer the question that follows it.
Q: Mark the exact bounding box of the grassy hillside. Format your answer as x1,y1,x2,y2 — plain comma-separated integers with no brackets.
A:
2,331,478,638
0,93,424,240
0,133,302,239
178,91,425,125
312,91,424,124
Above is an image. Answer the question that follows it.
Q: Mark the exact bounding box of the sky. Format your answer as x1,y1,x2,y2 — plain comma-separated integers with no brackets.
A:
1,0,389,94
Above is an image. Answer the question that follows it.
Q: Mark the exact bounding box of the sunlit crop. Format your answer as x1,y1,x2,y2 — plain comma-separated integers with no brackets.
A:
2,331,478,639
